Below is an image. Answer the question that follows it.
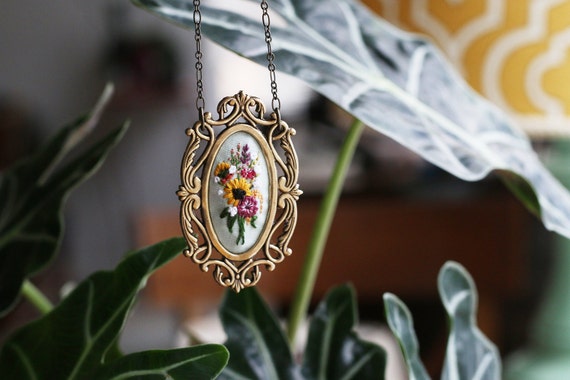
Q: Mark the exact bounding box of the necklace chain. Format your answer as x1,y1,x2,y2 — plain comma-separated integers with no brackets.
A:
261,0,281,111
192,0,281,114
193,0,205,113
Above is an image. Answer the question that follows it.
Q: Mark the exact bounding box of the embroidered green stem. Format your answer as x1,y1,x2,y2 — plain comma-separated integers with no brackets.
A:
22,279,53,315
287,118,365,344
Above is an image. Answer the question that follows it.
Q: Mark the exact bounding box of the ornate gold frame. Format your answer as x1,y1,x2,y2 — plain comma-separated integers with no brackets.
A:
177,91,302,292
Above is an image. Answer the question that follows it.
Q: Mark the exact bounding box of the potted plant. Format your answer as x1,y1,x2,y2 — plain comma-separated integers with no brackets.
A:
2,0,570,378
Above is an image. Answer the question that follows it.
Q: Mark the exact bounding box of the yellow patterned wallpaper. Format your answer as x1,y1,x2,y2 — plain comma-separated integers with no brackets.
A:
365,0,570,137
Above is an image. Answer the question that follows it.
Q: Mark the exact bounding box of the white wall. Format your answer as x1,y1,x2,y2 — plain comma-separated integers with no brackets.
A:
0,0,314,279
1,2,108,130
1,0,199,277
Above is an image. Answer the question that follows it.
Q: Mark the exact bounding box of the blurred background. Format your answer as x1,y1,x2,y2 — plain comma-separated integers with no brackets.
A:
2,0,570,378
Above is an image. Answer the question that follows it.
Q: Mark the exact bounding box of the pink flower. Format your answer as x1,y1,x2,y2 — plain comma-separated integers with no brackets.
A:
240,167,256,180
237,196,259,218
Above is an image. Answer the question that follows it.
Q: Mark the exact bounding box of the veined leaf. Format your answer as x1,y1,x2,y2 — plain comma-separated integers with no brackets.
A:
438,262,501,380
0,238,227,380
384,262,501,380
383,293,430,380
218,285,386,380
131,0,570,239
218,287,298,380
93,345,229,380
302,285,386,379
0,84,128,316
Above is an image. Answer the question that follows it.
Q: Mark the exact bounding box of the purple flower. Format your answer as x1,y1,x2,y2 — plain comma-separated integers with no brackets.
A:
237,195,259,218
240,144,251,164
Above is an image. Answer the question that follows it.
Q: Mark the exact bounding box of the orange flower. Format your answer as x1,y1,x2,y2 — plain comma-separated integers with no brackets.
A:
252,190,263,213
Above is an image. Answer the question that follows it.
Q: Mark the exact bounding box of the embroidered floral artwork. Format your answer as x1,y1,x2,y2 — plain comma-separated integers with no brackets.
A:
214,143,263,245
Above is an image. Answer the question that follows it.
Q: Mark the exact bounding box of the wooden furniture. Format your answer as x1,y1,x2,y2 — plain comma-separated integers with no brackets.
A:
135,187,532,349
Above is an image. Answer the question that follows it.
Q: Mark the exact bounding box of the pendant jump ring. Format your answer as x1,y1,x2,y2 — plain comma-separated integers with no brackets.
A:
274,106,281,120
272,98,281,112
196,98,205,111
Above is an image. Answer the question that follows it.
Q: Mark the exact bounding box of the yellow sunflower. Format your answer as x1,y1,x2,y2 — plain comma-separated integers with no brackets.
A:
223,178,252,206
215,162,230,176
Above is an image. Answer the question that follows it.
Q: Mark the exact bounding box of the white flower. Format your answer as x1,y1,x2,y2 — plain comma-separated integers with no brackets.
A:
229,206,238,217
229,165,237,174
214,176,221,184
218,189,224,196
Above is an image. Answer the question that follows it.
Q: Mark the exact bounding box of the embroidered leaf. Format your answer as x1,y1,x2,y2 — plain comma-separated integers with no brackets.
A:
0,238,228,379
0,84,127,316
227,214,237,232
251,215,257,228
131,0,570,239
221,207,229,218
218,285,386,379
383,261,501,380
237,217,246,245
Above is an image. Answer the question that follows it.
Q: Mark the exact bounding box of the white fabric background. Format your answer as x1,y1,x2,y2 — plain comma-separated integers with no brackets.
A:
207,130,270,254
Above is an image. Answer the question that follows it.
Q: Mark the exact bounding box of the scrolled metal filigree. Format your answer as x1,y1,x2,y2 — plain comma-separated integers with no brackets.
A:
178,91,302,292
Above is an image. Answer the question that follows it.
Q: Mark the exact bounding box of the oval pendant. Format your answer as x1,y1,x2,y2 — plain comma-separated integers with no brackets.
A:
177,91,302,292
203,126,277,260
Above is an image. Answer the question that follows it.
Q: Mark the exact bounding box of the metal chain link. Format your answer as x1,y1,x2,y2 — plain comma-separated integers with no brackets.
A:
193,0,282,115
193,0,205,116
261,0,281,112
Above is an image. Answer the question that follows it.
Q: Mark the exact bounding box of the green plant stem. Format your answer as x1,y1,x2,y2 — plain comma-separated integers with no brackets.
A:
287,118,365,344
22,280,53,315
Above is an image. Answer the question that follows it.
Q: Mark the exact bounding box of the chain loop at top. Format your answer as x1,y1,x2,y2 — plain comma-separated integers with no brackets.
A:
193,0,281,114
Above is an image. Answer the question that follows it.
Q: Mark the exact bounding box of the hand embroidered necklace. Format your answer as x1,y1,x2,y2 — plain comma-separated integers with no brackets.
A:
177,0,302,292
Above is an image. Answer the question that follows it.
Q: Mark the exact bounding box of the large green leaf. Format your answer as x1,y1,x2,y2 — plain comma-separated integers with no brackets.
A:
131,0,570,239
217,287,298,380
438,262,501,380
0,84,128,316
384,261,501,380
383,294,430,380
218,285,385,380
0,238,228,379
301,285,386,379
92,345,229,380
